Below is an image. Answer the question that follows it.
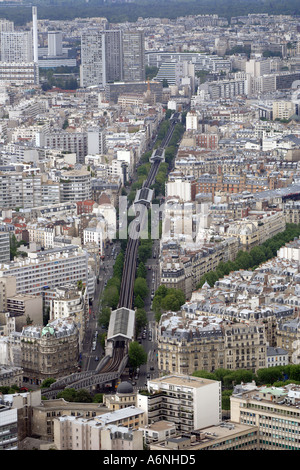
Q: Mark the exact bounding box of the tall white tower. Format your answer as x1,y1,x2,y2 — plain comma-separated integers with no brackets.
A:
32,6,38,64
32,6,39,85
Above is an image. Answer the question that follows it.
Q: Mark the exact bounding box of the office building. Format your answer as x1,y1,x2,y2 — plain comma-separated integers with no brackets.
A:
230,382,300,450
150,421,259,450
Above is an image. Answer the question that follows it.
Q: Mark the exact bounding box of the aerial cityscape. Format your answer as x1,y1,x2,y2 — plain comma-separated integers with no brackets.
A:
1,0,300,453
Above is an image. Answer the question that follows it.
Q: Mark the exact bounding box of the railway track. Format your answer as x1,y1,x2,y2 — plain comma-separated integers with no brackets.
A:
118,113,181,310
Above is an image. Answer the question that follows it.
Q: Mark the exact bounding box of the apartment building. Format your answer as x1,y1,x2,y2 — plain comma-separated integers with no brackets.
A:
276,318,300,364
0,365,23,388
0,404,17,450
137,374,222,433
0,172,59,210
53,407,144,450
83,225,106,256
272,100,295,120
122,30,145,82
0,231,9,264
266,347,289,368
49,284,89,346
230,382,300,450
41,131,88,164
160,237,239,298
226,210,286,250
224,322,266,372
0,31,33,63
157,312,225,375
80,30,106,88
0,245,89,298
157,311,267,375
0,62,38,85
20,317,79,385
104,30,123,83
60,169,91,202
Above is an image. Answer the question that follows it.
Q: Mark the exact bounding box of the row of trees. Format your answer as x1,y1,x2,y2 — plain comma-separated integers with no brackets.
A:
98,251,125,328
193,364,300,409
197,223,300,289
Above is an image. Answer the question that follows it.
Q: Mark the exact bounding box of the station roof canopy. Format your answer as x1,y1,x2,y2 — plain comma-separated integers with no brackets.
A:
107,307,135,342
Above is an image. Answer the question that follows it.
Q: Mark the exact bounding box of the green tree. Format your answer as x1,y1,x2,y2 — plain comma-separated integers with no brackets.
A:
75,389,93,403
249,246,266,267
134,295,145,309
222,390,233,410
93,393,103,403
102,285,119,309
98,306,111,329
56,388,77,402
135,308,148,335
255,366,285,385
128,341,147,371
136,262,147,279
161,288,185,311
40,378,56,388
134,277,149,300
113,252,124,279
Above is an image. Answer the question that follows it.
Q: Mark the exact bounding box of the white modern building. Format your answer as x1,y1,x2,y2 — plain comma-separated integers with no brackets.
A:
137,374,222,433
87,127,107,155
48,31,63,57
0,231,10,264
0,245,90,298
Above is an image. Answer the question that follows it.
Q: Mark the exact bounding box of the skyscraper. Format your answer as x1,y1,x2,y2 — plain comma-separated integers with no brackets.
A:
122,30,145,82
80,29,106,88
104,29,123,82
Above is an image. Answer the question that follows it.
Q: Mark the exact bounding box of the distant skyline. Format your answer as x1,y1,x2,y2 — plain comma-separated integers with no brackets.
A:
0,0,300,26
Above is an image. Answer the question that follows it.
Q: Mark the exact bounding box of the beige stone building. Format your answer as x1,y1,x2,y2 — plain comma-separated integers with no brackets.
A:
0,364,23,388
30,397,108,441
272,100,295,121
276,318,300,364
20,318,79,385
103,381,136,411
157,312,267,376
